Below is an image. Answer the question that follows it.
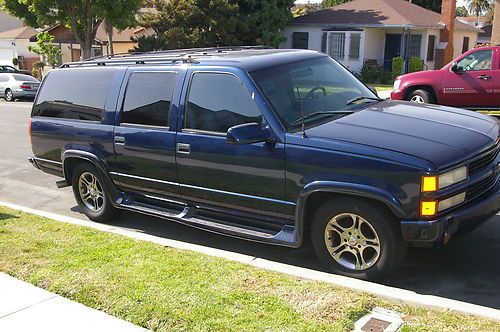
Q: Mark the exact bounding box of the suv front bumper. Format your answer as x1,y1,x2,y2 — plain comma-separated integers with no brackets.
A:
400,181,500,247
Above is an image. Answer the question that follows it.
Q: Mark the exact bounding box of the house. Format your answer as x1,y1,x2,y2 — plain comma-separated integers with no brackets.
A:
29,24,141,63
0,26,40,70
477,25,492,45
458,16,488,28
281,0,480,73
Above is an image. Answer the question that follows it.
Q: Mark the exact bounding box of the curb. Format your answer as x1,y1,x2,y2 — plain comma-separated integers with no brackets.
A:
1,201,500,322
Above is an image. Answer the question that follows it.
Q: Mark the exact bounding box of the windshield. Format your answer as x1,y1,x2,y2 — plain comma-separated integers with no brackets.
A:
250,57,378,130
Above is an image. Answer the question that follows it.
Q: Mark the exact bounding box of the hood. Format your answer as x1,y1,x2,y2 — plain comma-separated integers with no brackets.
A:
303,100,499,171
397,69,440,81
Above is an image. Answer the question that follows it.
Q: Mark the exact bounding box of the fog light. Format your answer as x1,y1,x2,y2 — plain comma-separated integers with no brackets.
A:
421,201,437,216
438,192,466,212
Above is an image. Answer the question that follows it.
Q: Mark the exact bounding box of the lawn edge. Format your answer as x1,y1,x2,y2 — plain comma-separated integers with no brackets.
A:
1,200,499,322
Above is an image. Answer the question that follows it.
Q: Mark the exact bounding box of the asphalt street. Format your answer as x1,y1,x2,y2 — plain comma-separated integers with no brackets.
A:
1,100,499,310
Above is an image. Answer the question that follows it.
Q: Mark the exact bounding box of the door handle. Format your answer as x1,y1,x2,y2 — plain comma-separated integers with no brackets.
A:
114,136,126,145
478,75,492,80
176,143,191,155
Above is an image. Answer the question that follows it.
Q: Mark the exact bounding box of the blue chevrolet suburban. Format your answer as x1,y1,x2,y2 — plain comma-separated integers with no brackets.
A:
29,47,500,280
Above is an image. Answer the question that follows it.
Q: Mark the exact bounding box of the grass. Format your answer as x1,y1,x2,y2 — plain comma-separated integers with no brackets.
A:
372,84,393,92
1,206,499,332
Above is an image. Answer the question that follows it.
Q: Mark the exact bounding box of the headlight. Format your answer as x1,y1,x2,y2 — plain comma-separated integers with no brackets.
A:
439,166,468,189
421,166,468,192
393,79,401,90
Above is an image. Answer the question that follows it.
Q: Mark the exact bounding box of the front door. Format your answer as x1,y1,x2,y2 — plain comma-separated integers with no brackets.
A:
112,68,182,200
384,34,402,71
441,49,495,107
176,70,287,221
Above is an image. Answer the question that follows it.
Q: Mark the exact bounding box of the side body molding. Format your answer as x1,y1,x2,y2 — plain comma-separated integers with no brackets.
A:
293,180,407,246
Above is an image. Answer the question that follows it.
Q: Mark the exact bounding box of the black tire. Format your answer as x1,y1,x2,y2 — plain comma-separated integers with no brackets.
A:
311,197,407,281
4,89,14,102
407,89,434,104
71,163,117,222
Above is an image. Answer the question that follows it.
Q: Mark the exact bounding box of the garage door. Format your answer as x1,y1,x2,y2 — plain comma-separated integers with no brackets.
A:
0,48,14,66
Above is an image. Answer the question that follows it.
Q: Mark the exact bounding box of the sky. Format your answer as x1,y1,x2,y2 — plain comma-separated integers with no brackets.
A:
294,0,468,6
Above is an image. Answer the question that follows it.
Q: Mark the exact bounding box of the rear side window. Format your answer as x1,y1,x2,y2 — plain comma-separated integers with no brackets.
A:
32,68,117,121
121,72,176,127
13,74,38,82
185,73,262,133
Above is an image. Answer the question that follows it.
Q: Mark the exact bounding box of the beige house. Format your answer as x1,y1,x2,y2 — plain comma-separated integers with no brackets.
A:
281,0,480,73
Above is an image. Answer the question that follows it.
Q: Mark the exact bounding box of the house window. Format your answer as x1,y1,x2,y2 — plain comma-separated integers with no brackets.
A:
329,33,345,60
409,35,422,58
292,32,309,49
462,37,470,54
427,35,435,61
349,33,361,60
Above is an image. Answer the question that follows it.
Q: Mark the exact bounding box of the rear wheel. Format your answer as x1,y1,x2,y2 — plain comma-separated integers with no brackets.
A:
4,89,14,102
311,198,407,280
71,163,117,222
407,89,434,104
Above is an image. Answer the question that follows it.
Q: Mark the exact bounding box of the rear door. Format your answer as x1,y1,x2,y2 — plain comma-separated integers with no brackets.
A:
112,67,184,201
441,49,494,107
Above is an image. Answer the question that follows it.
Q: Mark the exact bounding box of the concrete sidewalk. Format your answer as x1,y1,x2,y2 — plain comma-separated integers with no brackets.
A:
377,89,393,99
0,273,149,332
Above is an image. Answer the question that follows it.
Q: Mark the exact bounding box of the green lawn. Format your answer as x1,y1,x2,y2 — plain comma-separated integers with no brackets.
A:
372,84,394,92
0,206,499,331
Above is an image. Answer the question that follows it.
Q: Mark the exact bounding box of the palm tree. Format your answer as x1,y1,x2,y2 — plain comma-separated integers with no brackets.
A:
468,0,492,26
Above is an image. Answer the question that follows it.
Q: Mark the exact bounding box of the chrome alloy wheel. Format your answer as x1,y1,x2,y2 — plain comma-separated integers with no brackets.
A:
5,89,13,101
410,95,425,103
324,213,381,271
78,172,104,212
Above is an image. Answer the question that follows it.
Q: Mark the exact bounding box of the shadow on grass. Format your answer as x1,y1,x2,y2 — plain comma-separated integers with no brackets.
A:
68,203,500,310
0,212,17,221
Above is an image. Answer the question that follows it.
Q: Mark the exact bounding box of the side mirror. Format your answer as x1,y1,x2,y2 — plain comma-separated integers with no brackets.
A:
369,86,378,97
226,123,273,145
451,62,463,73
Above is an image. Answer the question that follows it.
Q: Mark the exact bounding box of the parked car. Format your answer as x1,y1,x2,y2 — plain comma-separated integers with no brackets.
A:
0,65,31,76
391,46,499,109
0,73,40,101
29,48,499,280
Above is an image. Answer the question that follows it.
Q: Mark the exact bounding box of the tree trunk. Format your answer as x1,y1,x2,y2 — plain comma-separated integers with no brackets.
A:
81,36,93,59
105,20,114,55
492,0,500,45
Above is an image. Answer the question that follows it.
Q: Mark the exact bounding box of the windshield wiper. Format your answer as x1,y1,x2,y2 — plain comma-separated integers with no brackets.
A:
290,110,353,127
346,96,383,106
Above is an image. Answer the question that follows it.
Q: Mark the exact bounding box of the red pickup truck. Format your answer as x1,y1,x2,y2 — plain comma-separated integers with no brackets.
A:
391,46,499,109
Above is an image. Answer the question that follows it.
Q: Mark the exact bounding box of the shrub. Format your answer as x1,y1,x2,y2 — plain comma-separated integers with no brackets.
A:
12,58,19,66
392,56,404,80
409,56,424,73
381,71,393,85
360,59,383,84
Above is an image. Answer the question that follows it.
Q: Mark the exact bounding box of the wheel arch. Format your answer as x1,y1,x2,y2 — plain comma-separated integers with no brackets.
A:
62,150,121,203
404,85,438,103
295,181,406,245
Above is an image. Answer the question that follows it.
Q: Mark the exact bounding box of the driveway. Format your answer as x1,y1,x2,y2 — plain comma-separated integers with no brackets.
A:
1,100,499,310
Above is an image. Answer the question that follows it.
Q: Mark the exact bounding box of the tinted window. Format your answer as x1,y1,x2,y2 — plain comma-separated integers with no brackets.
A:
121,72,176,127
33,68,117,121
12,74,38,82
185,73,262,133
1,66,16,72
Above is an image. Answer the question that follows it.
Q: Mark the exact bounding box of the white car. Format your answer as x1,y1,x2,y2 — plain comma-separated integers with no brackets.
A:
0,73,40,102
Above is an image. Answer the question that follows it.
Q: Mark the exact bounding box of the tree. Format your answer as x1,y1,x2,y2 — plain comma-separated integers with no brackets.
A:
3,0,142,59
137,0,295,51
28,31,62,68
411,0,442,13
321,0,349,9
456,6,469,17
468,0,492,21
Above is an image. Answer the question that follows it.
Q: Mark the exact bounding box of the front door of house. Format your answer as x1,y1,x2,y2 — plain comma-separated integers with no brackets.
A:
384,34,402,71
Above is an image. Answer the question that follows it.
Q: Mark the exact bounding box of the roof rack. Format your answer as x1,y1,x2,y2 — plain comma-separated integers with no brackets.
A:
59,45,273,68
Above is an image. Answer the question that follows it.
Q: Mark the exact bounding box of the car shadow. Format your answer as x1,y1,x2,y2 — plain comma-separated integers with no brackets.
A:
72,205,500,310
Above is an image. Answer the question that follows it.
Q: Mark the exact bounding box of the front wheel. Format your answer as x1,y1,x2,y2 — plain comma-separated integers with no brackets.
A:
407,89,434,104
72,163,117,222
311,198,407,280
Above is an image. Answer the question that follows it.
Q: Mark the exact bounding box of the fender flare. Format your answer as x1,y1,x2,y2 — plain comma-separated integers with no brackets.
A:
62,149,121,203
293,181,406,246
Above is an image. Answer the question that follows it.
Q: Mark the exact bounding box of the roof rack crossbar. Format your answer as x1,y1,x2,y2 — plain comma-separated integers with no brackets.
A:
60,56,199,68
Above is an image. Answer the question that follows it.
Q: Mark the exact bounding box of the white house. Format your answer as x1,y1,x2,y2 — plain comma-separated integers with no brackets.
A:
0,26,40,70
281,0,480,73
